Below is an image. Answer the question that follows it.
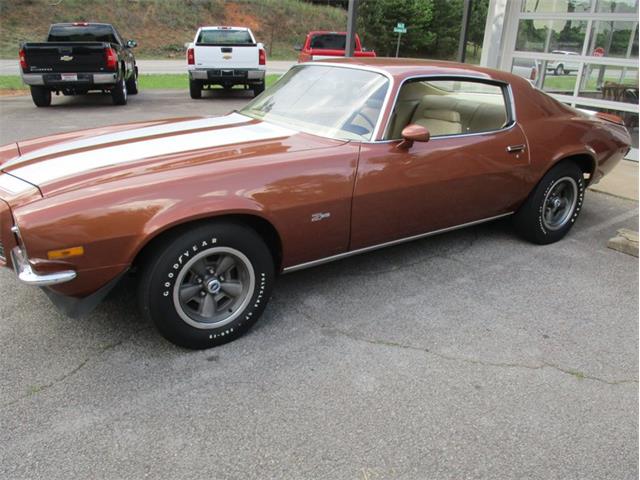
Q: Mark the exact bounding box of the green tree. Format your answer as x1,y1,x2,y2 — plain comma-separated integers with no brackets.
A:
358,0,435,57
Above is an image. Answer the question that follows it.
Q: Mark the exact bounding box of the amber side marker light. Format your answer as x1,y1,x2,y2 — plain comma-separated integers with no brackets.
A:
47,246,84,260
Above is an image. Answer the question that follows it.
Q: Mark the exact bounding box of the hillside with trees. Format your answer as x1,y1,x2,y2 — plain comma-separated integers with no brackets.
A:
0,0,488,61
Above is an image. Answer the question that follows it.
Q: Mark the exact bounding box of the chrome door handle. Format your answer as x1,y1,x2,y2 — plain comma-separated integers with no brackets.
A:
506,144,526,153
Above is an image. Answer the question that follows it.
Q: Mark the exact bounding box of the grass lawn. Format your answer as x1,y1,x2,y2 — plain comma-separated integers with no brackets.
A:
0,75,25,90
0,74,282,91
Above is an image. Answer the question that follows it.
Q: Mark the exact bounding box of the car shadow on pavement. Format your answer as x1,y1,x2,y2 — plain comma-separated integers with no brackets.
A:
45,92,135,108
199,88,256,100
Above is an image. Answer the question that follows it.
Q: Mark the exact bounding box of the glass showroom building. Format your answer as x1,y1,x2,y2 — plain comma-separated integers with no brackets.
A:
482,0,639,160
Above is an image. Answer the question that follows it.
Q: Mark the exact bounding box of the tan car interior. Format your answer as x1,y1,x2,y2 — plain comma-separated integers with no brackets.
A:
386,80,509,139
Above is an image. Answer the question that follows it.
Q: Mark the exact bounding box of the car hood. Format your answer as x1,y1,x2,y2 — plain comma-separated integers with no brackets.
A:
2,112,340,197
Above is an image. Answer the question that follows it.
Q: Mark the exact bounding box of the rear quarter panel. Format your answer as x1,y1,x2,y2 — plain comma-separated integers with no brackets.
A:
512,83,630,185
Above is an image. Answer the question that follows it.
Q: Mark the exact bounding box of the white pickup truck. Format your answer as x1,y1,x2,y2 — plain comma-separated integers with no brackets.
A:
186,26,266,99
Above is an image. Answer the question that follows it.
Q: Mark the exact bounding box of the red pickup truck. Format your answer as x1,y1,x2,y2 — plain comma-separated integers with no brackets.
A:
296,31,376,62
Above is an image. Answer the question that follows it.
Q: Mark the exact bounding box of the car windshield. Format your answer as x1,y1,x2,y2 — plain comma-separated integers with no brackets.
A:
240,65,389,141
197,29,254,45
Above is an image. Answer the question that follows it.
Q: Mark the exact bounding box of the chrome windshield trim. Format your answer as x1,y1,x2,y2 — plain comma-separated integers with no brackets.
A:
10,246,77,286
283,212,514,273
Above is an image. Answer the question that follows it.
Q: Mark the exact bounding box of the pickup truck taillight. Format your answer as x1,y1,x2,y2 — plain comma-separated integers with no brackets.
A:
19,48,27,71
105,47,118,70
259,48,266,66
187,47,195,65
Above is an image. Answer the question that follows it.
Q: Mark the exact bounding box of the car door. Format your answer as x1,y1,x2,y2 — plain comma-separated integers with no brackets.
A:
350,77,530,249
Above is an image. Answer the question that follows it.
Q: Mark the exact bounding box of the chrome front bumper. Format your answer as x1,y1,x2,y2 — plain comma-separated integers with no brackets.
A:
10,246,76,286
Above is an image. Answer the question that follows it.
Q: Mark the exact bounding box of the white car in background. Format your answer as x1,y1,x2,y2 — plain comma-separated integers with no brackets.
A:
186,26,266,99
546,50,580,75
511,58,541,85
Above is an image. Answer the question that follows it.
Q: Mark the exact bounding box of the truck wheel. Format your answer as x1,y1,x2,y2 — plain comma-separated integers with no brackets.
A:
513,162,585,244
189,79,202,99
252,81,265,97
126,67,138,94
138,221,275,349
30,86,51,107
111,78,128,105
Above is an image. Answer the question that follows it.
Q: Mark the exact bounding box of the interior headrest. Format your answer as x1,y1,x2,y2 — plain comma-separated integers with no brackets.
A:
422,109,461,123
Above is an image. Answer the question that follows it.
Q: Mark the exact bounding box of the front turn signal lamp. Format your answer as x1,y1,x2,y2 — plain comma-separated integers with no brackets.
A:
47,246,84,260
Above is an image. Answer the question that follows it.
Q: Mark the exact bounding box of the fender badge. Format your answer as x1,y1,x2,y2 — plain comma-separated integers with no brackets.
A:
311,212,331,222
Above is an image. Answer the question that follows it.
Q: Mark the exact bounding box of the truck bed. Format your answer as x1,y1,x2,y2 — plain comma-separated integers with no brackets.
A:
21,42,112,73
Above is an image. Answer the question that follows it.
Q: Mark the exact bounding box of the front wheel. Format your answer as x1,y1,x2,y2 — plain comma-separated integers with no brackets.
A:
138,222,275,349
111,78,128,105
554,64,565,76
513,162,585,244
30,86,51,107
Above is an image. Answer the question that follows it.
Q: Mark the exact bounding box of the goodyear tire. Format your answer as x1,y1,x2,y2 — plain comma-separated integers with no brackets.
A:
189,79,202,99
111,78,128,105
30,86,51,107
513,161,585,244
139,222,275,349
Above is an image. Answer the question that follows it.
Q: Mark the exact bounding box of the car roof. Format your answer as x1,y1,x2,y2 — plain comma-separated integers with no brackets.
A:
310,57,524,85
199,26,250,31
51,23,112,26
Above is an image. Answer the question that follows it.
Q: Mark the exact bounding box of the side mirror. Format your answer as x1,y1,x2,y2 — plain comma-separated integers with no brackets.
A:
294,44,302,51
126,39,137,48
398,124,430,149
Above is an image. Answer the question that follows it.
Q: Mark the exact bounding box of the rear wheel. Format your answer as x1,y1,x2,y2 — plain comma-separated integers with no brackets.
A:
111,78,128,105
554,64,565,76
138,222,275,349
189,79,202,99
252,81,265,97
126,67,138,94
513,162,585,244
30,86,51,107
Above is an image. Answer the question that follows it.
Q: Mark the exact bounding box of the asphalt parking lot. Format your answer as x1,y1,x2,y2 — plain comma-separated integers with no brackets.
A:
0,90,638,479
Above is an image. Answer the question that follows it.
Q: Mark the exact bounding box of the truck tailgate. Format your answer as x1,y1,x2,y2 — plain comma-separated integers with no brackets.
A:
23,42,109,73
195,45,258,69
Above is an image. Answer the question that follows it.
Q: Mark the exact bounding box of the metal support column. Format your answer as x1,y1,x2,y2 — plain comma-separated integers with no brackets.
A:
345,0,359,57
457,0,473,62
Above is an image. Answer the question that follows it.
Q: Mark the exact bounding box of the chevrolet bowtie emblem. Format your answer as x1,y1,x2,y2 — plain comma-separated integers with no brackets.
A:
223,54,232,60
60,55,73,62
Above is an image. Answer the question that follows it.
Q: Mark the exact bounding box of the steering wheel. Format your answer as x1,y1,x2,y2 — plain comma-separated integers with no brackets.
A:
354,110,376,130
342,109,376,137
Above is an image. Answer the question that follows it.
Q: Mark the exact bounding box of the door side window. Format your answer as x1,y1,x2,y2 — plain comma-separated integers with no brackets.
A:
384,79,511,140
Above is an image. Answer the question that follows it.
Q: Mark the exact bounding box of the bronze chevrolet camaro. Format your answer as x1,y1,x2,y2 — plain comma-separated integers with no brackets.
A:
0,59,631,349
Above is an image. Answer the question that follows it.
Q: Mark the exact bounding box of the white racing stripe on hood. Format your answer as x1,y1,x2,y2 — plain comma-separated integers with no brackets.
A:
10,121,296,186
9,113,251,167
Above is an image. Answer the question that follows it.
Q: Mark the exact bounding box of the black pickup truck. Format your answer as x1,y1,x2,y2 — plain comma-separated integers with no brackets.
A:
19,22,138,107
